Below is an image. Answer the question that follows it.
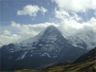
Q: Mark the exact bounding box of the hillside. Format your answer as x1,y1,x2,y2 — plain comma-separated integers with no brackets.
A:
42,48,96,72
43,57,96,72
15,48,96,72
0,26,87,71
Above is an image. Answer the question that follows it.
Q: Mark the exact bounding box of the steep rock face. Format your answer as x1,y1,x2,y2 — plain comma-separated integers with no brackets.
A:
0,26,87,71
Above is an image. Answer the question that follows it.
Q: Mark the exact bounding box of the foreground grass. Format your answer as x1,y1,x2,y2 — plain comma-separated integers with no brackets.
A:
44,59,96,72
15,69,40,72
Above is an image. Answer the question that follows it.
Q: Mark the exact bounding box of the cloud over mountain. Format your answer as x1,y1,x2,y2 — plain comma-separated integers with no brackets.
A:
17,5,47,16
0,22,58,47
0,0,96,47
55,9,96,37
53,0,96,12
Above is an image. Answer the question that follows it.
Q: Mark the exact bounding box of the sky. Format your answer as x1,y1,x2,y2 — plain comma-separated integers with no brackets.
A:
0,0,96,46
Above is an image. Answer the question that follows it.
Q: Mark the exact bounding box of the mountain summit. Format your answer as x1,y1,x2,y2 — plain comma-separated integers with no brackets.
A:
0,26,87,71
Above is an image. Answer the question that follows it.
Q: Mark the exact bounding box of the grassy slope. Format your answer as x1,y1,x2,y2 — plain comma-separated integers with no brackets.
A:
15,58,96,72
43,48,96,72
44,59,96,72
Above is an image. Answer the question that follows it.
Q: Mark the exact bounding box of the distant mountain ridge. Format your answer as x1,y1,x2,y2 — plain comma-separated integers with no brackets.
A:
0,26,87,71
67,28,96,50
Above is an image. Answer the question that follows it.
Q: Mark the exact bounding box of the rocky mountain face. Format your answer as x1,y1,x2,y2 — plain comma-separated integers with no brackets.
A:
0,26,87,71
14,47,96,72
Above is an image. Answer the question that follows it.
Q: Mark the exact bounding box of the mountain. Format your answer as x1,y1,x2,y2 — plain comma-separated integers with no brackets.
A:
0,26,87,71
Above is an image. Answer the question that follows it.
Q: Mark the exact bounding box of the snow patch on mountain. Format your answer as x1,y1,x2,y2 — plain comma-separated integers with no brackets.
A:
41,53,51,58
17,51,28,60
65,28,96,50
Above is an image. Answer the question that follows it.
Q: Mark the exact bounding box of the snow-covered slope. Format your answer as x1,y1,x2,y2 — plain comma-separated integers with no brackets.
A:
0,26,87,70
66,28,96,50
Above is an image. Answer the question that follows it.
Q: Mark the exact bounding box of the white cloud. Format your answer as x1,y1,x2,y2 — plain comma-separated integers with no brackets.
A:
83,17,96,31
0,21,58,47
17,5,47,16
1,1,96,47
53,0,96,12
55,9,82,22
0,18,96,47
41,7,48,14
54,9,96,37
11,21,58,38
0,15,96,47
0,30,20,47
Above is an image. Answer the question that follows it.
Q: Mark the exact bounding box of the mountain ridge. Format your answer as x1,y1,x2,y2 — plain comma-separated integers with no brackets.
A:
15,47,96,72
0,26,87,71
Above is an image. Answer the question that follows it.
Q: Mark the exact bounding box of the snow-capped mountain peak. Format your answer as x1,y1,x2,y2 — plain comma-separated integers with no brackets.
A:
0,26,87,70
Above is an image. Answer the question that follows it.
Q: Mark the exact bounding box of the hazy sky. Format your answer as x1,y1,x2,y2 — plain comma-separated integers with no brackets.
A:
0,0,96,46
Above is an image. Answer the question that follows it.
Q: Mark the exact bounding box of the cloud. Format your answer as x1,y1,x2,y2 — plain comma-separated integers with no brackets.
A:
53,0,96,12
0,30,20,47
0,21,58,47
40,7,48,14
0,0,96,47
17,5,47,16
11,21,58,38
0,12,96,47
54,9,96,37
0,17,96,47
59,17,96,37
